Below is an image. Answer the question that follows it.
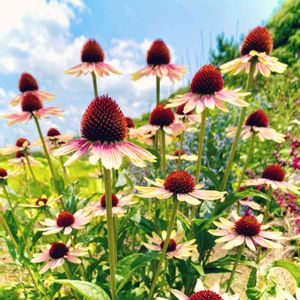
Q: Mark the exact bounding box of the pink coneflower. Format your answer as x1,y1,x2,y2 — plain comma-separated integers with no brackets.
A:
0,137,39,155
131,39,187,82
162,278,239,300
244,164,300,194
3,92,63,126
39,209,91,235
9,73,54,107
136,170,225,205
166,149,197,162
65,39,121,77
0,167,18,182
92,193,135,217
46,128,72,145
144,231,197,260
125,117,135,129
31,241,87,273
175,102,202,124
221,27,287,76
226,110,285,143
53,95,155,169
209,212,283,251
167,64,249,113
8,150,40,167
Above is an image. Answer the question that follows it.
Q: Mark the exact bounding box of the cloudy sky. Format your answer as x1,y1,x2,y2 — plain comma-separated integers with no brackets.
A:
0,0,281,145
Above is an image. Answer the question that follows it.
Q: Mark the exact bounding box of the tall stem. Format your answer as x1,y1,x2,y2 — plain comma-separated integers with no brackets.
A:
103,167,117,300
160,129,166,177
24,152,41,190
220,62,256,191
147,197,179,300
235,133,255,192
92,71,98,97
226,243,245,293
176,132,184,171
59,156,70,185
156,76,160,105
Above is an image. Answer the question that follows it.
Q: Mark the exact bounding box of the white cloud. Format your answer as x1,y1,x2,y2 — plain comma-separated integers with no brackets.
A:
0,0,186,145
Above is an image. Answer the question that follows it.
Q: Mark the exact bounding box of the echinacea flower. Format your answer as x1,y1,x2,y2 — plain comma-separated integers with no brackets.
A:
144,231,197,260
53,95,156,169
167,64,249,113
92,193,135,217
0,137,38,155
161,278,239,300
0,167,18,184
226,109,285,143
166,150,197,162
239,199,262,211
39,209,91,235
125,117,135,129
9,72,54,107
31,241,87,273
244,164,300,194
220,26,287,77
136,170,225,205
175,102,202,124
21,195,58,210
131,39,187,82
46,128,73,145
3,92,63,126
65,39,121,77
8,151,40,167
209,212,283,251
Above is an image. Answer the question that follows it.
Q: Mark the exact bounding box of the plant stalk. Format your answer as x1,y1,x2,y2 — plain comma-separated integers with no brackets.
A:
92,71,98,97
156,76,160,105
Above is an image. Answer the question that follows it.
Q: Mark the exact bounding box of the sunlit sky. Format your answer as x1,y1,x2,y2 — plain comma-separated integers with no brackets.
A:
0,0,281,145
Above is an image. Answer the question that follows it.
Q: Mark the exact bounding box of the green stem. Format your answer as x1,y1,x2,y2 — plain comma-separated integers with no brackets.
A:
220,62,256,191
24,152,41,191
176,132,184,171
235,133,255,192
195,109,207,183
147,197,179,300
156,76,160,105
64,264,80,300
92,71,98,97
59,156,70,185
103,168,117,300
226,243,245,293
160,129,166,177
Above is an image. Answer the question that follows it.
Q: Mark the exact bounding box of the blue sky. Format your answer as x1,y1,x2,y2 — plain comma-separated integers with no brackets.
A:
0,0,281,145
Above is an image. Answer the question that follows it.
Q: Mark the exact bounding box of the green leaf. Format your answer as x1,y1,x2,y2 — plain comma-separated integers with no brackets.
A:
272,260,300,286
53,279,110,300
116,252,159,292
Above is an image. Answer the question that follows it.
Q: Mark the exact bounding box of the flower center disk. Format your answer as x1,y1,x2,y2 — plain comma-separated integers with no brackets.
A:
16,138,30,147
164,170,195,194
47,128,61,137
81,39,105,63
19,73,38,93
190,64,224,95
49,242,69,259
35,198,48,206
16,151,25,158
149,104,175,126
147,39,171,66
235,215,261,236
245,110,269,127
56,211,75,227
81,95,127,143
21,92,43,112
241,26,273,55
125,117,135,128
262,164,285,182
0,168,8,178
160,239,177,252
174,149,186,156
188,290,224,300
176,103,193,115
100,194,119,208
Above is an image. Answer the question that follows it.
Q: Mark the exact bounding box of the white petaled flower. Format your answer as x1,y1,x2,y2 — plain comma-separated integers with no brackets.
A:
3,92,63,126
226,109,285,143
244,164,300,194
9,72,54,107
221,26,287,77
92,193,135,217
39,209,91,235
167,64,249,114
209,212,283,251
31,241,87,273
166,150,197,162
159,278,239,300
131,39,187,82
0,137,39,155
8,151,40,167
53,95,156,170
65,39,121,77
136,170,225,205
144,231,197,260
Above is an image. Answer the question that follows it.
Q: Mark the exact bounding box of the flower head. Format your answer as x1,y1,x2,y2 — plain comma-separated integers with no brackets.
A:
8,150,40,167
131,39,187,82
149,104,175,127
209,212,283,251
39,209,91,235
0,137,37,155
125,117,135,128
244,164,299,194
0,167,18,184
221,26,287,76
226,109,285,143
166,149,197,162
136,170,225,205
65,38,120,77
167,64,249,113
53,95,155,169
144,231,197,260
31,241,87,273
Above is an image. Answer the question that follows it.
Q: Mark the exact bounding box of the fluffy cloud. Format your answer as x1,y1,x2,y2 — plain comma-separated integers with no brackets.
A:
0,0,186,145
